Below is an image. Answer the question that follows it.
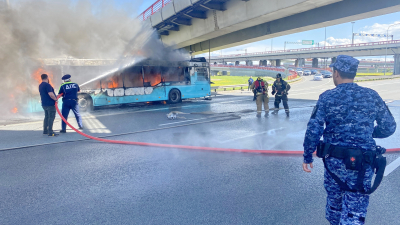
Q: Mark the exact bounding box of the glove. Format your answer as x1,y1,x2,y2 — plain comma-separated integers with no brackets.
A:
271,91,276,95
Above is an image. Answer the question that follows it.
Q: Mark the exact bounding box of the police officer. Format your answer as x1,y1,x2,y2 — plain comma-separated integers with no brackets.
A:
271,73,290,117
302,55,396,224
58,74,83,133
250,77,269,118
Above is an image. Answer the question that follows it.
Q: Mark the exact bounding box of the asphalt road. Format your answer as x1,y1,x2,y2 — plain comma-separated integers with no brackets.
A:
1,76,400,225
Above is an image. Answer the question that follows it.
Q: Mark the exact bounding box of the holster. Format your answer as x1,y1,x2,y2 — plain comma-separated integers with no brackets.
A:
316,141,330,158
317,141,386,194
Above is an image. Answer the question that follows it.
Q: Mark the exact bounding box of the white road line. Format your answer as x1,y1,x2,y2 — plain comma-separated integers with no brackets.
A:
159,117,208,126
219,127,285,143
384,157,400,176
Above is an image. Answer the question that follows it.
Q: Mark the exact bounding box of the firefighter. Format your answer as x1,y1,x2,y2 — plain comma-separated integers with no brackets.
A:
250,77,269,118
58,74,83,133
271,73,290,117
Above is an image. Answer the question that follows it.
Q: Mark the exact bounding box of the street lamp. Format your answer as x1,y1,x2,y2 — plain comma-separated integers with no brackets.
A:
237,49,247,54
351,22,355,45
384,23,400,75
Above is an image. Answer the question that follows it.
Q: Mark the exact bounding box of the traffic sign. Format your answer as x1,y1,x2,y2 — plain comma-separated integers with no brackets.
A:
302,40,314,45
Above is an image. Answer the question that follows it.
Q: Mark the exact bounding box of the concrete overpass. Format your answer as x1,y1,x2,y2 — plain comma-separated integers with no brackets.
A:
208,40,400,74
142,0,400,55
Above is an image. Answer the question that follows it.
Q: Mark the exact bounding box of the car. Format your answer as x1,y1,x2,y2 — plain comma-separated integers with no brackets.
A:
321,70,332,78
311,69,318,75
303,70,311,76
313,73,323,81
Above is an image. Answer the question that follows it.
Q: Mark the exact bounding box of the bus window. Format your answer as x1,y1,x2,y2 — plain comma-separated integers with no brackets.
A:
143,66,162,87
196,67,209,81
123,66,143,87
100,74,123,89
162,67,185,83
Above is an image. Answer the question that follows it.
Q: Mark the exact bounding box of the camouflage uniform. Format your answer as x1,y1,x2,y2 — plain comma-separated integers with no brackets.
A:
303,55,396,225
272,78,290,116
250,78,269,117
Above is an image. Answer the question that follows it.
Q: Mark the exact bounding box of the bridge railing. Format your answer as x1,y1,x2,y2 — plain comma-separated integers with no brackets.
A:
211,64,299,79
211,40,400,59
138,0,172,21
211,64,286,72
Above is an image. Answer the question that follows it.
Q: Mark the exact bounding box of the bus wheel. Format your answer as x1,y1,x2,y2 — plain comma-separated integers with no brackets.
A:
168,89,181,104
78,95,94,112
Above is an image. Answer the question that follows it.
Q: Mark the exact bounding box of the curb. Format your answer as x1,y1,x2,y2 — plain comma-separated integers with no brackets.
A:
355,76,400,83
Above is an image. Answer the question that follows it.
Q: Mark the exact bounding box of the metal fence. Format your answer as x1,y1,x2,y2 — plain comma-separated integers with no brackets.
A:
138,0,172,21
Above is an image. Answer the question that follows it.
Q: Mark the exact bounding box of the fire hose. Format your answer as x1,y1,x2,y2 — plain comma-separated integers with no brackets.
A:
55,95,400,155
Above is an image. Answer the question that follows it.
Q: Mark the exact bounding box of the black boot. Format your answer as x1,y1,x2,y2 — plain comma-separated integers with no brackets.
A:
256,113,261,118
286,112,289,117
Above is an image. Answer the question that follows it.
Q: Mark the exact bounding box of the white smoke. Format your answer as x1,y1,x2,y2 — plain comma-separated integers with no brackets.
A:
0,0,189,117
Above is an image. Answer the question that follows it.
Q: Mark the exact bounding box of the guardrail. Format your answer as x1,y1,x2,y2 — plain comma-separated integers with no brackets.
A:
138,0,172,21
211,84,248,92
211,40,400,59
211,64,286,72
211,76,301,93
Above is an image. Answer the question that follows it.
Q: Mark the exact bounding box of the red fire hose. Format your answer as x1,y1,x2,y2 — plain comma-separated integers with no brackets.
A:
55,95,400,154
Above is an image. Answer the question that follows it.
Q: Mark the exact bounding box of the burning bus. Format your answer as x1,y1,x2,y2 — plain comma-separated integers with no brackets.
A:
78,57,211,111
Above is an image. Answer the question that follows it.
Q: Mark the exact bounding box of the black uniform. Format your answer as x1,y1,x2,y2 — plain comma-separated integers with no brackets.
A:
272,79,290,116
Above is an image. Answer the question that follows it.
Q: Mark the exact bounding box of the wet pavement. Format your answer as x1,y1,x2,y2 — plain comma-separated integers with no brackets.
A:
0,76,400,224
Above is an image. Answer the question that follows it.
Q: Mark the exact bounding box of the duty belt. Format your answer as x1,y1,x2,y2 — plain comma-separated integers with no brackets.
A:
317,141,386,194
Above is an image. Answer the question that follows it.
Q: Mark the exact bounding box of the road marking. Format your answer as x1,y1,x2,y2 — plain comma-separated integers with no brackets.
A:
384,156,400,176
159,117,208,126
219,127,285,143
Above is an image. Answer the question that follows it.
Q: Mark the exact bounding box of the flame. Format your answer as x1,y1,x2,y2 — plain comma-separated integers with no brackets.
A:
108,77,119,88
12,107,18,114
144,73,162,86
32,67,54,86
100,75,123,89
99,72,162,89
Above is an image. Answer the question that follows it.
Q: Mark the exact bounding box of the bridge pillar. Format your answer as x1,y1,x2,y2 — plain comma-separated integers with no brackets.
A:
394,54,400,75
299,58,305,67
295,59,299,67
246,60,253,66
276,59,281,67
235,61,240,66
312,58,319,68
259,60,267,66
270,60,276,66
331,57,337,64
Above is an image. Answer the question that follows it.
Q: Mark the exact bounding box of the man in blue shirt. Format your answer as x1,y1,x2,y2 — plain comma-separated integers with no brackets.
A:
58,74,83,133
302,55,396,224
248,76,254,91
38,74,58,137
